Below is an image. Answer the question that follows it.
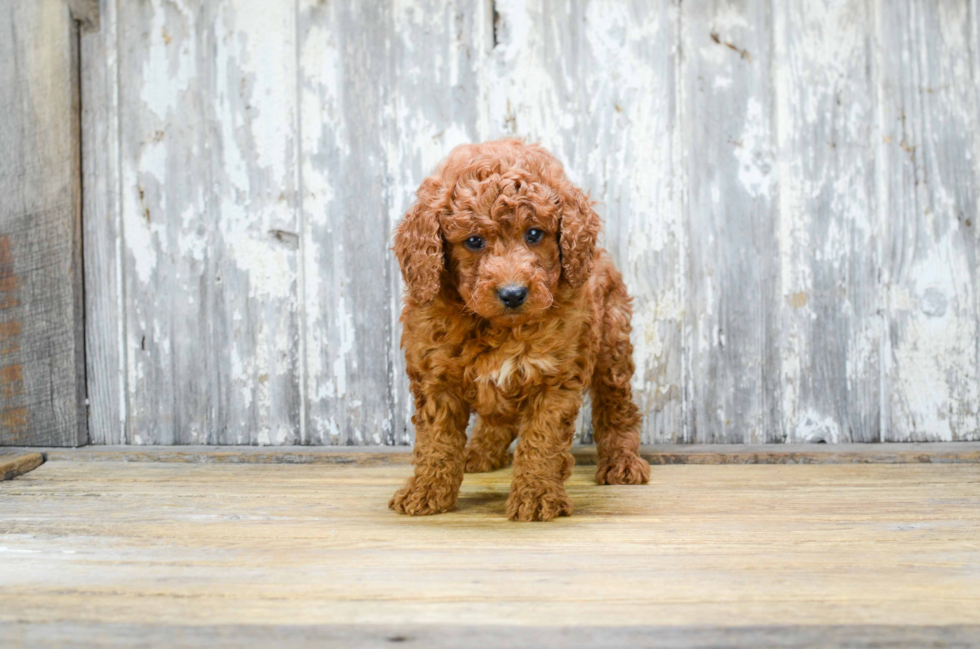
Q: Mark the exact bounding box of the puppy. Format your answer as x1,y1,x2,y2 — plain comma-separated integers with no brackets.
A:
390,139,649,522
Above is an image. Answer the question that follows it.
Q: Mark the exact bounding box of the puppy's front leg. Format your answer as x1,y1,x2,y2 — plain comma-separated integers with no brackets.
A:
507,387,581,522
389,382,470,516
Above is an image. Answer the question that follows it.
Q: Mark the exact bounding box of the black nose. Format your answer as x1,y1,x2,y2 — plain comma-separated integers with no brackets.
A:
497,285,528,309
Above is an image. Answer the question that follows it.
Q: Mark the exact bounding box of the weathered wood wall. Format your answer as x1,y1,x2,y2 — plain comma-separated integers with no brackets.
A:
0,0,88,446
81,0,980,445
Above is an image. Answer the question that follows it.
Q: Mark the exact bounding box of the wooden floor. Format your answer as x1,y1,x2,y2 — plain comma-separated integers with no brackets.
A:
1,456,979,647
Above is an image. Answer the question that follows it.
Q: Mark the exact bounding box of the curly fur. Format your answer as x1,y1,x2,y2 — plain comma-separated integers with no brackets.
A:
390,139,649,522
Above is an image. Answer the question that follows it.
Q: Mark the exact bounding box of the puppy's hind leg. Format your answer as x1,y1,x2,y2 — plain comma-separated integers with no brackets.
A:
592,283,651,486
464,415,516,473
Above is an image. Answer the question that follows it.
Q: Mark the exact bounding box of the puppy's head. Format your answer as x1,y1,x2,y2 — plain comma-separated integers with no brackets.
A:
393,139,600,325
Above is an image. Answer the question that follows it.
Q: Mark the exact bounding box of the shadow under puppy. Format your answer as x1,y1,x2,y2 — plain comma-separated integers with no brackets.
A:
391,139,650,522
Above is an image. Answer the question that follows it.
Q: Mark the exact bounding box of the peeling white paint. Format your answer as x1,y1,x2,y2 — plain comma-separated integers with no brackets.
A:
330,295,355,399
734,98,773,200
224,230,295,301
86,0,980,446
139,0,195,122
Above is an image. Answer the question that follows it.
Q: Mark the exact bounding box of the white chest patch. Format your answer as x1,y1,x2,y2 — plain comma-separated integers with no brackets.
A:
477,353,557,387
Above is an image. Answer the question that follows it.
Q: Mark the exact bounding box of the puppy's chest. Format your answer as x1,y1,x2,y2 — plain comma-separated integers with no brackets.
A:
460,344,562,413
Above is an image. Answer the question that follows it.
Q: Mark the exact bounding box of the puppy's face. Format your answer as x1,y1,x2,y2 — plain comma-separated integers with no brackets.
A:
441,178,562,324
393,140,600,326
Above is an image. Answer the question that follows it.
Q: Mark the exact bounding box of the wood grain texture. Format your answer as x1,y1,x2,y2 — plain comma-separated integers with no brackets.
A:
0,0,87,447
299,2,397,445
100,0,304,445
1,461,979,632
875,0,980,441
485,1,683,444
209,0,302,445
81,0,124,444
80,0,980,445
773,0,881,442
682,0,779,443
114,0,209,444
6,442,979,465
383,0,489,444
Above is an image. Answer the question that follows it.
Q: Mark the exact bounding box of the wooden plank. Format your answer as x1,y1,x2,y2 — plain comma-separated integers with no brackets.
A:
0,452,43,480
10,442,980,465
299,2,398,444
481,0,683,443
772,1,881,442
681,0,779,443
601,2,684,445
383,0,489,444
110,0,303,444
208,0,302,444
875,0,980,441
0,0,87,447
34,445,414,466
81,0,125,444
1,462,979,632
115,0,212,444
2,622,979,649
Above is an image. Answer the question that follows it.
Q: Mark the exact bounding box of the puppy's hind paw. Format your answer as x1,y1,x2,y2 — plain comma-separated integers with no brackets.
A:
596,453,650,485
506,480,573,522
463,446,512,473
389,477,458,516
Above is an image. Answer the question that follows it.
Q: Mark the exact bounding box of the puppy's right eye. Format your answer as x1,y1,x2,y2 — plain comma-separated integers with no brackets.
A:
464,236,485,251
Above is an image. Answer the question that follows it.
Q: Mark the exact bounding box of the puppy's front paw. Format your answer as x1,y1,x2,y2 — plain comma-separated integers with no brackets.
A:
389,477,458,516
463,445,512,473
506,480,573,522
596,453,650,485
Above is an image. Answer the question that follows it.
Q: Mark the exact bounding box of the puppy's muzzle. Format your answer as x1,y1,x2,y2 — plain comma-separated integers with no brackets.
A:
497,285,528,309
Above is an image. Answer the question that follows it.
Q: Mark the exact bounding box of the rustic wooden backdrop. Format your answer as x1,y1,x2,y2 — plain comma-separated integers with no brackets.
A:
80,0,980,446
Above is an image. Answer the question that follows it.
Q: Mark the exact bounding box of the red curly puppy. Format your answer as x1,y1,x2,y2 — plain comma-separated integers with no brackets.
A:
390,139,650,522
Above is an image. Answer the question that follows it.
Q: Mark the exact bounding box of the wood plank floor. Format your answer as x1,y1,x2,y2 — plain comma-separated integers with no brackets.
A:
1,460,979,647
9,441,980,465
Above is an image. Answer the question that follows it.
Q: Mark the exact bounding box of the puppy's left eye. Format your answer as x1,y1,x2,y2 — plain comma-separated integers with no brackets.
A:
525,228,544,244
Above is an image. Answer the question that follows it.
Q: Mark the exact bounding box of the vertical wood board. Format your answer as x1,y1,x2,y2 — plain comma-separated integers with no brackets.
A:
82,0,124,444
681,0,780,443
382,0,490,444
875,0,979,441
0,0,87,447
773,0,881,442
299,1,397,445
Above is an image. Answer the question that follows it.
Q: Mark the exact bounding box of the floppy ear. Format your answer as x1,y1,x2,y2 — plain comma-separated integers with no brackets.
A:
558,184,601,287
393,178,444,304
